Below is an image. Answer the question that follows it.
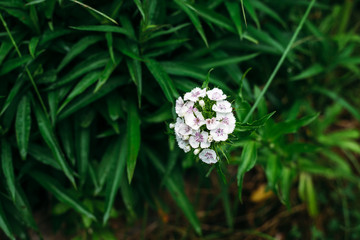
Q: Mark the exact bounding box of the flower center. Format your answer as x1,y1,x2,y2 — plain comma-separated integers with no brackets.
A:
204,152,213,160
222,117,229,125
195,132,204,142
215,128,224,136
192,91,200,97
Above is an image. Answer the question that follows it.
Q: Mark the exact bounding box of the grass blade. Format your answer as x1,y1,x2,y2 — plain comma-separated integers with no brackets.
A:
15,95,31,160
76,123,90,188
225,1,243,39
0,201,15,240
243,0,316,122
70,25,129,35
70,0,118,25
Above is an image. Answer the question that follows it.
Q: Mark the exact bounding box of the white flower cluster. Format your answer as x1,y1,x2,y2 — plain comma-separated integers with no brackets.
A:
169,87,236,164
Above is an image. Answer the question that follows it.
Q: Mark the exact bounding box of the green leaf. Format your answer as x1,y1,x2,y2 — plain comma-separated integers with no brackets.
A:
0,201,15,240
15,95,31,160
76,124,90,188
28,36,40,58
225,1,243,39
280,167,295,208
103,136,127,224
243,0,260,28
70,25,130,35
105,32,115,63
94,57,121,92
252,0,286,27
194,53,259,69
187,3,236,33
236,111,275,132
237,141,257,202
174,0,208,47
32,100,76,187
58,77,128,120
57,35,103,72
1,138,16,201
145,59,179,103
126,99,141,183
28,143,61,170
29,171,95,220
0,41,13,66
133,0,145,20
0,55,32,76
58,71,102,114
49,53,108,90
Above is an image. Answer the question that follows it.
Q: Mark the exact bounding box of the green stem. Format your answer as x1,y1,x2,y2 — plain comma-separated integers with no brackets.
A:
243,0,316,123
0,13,48,115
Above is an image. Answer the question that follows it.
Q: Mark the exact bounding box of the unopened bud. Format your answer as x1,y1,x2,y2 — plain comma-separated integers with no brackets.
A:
183,135,190,140
199,100,205,108
169,123,175,129
208,135,213,143
184,145,191,153
194,149,200,155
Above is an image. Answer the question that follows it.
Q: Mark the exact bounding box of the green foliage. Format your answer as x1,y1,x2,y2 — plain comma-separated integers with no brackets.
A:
0,0,359,239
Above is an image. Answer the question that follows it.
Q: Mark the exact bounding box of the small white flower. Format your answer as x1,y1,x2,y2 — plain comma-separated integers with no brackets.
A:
210,126,228,142
169,123,175,129
176,135,188,150
205,117,219,130
184,145,191,153
175,97,184,115
207,88,226,101
212,100,232,113
199,149,218,164
189,131,211,149
194,148,200,155
178,123,193,136
216,112,236,134
184,87,206,102
199,100,205,108
185,111,205,130
179,101,197,117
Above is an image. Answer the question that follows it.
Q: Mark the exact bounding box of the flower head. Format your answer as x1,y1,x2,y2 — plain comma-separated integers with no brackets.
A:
170,87,236,164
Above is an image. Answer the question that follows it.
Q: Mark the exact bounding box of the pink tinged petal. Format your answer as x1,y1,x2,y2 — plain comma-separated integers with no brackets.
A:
189,136,200,148
199,149,218,164
205,117,219,130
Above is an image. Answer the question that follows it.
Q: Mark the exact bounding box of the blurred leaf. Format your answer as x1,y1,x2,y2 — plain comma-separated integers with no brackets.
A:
236,111,275,131
146,148,202,235
127,99,141,183
32,99,76,187
0,41,13,66
1,138,16,201
243,0,260,28
194,53,259,69
15,95,31,160
28,143,61,170
0,201,14,240
313,87,360,121
252,0,286,27
280,167,295,208
299,173,318,217
145,59,179,104
237,141,257,202
30,171,95,220
103,136,127,224
290,64,324,81
266,113,319,140
105,32,115,63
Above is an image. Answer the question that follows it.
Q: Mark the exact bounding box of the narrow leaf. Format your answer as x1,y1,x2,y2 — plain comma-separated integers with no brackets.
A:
127,100,141,183
15,95,31,160
1,139,16,201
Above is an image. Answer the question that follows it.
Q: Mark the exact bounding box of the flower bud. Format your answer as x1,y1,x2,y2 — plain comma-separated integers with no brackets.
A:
199,100,205,108
183,135,190,140
169,123,175,129
184,145,191,153
194,148,200,155
208,135,213,143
